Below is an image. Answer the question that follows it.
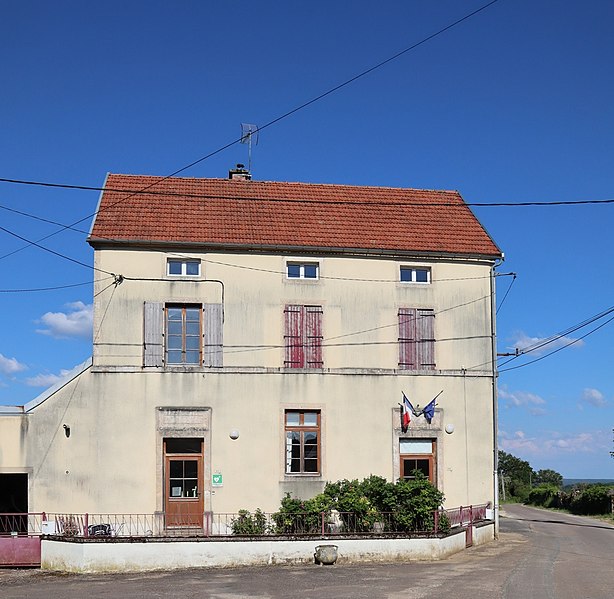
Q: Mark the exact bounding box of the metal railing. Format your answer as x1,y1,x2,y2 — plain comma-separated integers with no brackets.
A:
23,503,491,539
0,512,45,536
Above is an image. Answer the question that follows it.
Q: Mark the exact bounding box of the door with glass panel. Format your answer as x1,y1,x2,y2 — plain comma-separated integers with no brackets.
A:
164,438,204,528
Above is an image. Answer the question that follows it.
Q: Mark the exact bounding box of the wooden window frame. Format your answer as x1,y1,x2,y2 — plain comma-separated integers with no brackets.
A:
400,439,436,484
165,304,202,365
284,410,321,475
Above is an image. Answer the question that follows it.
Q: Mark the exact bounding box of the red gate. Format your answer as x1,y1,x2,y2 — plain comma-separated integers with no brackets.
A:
0,513,43,567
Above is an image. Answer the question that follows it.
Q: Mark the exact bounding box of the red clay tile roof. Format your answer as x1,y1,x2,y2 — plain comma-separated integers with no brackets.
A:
88,174,502,258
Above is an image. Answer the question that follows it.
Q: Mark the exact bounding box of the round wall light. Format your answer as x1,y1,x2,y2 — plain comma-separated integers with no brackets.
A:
229,429,240,440
444,423,455,434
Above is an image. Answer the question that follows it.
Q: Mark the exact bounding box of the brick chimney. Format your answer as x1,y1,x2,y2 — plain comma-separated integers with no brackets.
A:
228,164,251,181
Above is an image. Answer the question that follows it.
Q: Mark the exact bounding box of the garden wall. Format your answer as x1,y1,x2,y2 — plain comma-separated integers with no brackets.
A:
41,523,494,573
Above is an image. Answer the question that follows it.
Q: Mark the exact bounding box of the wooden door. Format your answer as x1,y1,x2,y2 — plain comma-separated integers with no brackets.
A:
164,439,204,528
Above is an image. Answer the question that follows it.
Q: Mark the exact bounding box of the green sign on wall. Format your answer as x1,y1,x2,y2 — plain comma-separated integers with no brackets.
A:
212,473,223,487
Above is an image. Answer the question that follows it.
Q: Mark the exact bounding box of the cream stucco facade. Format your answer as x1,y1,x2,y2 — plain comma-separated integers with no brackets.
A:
0,246,499,518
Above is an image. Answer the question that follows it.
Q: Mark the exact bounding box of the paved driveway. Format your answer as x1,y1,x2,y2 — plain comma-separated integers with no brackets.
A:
2,505,613,598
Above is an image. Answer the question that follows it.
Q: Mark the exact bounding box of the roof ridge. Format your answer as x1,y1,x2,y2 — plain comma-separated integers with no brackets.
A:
107,173,459,195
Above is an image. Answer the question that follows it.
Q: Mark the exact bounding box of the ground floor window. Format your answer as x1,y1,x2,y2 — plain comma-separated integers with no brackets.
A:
285,410,320,474
400,439,436,484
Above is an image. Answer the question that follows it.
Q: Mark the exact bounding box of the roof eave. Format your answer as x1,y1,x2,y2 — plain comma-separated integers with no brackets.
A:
87,237,502,262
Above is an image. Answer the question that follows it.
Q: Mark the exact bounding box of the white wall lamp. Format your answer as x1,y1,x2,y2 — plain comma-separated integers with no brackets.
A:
229,429,240,440
444,423,455,434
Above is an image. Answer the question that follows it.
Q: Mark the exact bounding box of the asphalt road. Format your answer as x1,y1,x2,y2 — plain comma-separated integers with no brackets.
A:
2,504,613,598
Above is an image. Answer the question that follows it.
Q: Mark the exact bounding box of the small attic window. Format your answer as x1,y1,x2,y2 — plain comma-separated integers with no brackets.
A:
168,259,200,277
287,262,319,280
400,266,430,284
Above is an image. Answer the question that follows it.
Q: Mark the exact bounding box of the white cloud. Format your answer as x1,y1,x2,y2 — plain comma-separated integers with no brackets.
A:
25,370,71,388
499,386,546,414
0,353,27,375
36,302,93,339
581,388,607,408
499,430,541,454
507,331,584,355
24,362,87,389
499,429,607,456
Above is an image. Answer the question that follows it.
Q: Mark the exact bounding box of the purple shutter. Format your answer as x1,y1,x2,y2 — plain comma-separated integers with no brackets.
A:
284,305,304,367
398,308,416,369
305,306,323,368
416,309,435,369
143,301,163,367
203,303,223,367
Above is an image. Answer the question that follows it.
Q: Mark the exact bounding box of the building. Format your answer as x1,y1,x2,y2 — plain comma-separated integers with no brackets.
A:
0,168,503,528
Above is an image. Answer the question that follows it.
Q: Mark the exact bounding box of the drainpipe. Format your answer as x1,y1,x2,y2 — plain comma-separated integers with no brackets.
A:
490,259,502,538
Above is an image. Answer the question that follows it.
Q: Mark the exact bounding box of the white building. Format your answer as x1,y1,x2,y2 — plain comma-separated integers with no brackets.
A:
0,168,503,530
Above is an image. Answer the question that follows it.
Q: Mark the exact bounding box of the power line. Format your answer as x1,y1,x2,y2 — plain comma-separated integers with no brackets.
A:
3,177,614,208
0,224,115,276
0,1,502,262
0,277,113,293
499,314,614,373
466,302,614,371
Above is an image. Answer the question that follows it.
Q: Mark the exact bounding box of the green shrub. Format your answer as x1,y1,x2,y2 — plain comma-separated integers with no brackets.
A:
392,472,445,531
526,484,561,508
231,509,267,535
570,485,612,515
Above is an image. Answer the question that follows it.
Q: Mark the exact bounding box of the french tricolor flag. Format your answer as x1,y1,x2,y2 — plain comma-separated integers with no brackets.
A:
401,393,413,432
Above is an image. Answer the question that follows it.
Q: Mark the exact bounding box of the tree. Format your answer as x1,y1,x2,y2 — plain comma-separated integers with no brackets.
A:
534,469,563,488
498,451,534,501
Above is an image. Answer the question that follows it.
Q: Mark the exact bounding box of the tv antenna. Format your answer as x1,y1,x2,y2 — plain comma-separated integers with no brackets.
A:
240,123,259,172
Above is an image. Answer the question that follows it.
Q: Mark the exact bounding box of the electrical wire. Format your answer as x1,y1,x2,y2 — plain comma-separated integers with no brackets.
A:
498,314,614,373
466,302,614,371
0,277,112,293
496,273,516,314
0,224,115,276
3,177,614,208
0,1,502,261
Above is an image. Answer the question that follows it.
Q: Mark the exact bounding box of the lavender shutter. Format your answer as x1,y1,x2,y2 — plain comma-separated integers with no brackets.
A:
416,309,435,369
203,303,223,367
284,305,304,367
305,305,323,368
143,301,164,367
398,308,416,369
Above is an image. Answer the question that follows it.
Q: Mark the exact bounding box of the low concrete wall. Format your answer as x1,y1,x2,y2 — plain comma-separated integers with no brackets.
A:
41,523,494,573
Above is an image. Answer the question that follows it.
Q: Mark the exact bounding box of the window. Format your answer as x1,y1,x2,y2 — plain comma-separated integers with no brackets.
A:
167,259,201,277
166,305,201,364
143,302,223,368
285,410,320,474
287,262,319,280
398,308,435,370
284,305,323,368
400,266,430,283
400,439,435,484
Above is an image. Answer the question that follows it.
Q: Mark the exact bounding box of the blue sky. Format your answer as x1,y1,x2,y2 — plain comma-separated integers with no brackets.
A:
0,1,612,478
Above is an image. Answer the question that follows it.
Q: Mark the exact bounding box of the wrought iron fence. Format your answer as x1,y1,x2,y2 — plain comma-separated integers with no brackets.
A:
0,512,44,536
28,503,490,539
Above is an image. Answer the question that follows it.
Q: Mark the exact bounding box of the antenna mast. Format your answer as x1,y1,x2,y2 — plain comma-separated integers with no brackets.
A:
240,123,259,172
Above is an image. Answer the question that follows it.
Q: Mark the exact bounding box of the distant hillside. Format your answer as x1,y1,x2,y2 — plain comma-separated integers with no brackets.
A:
563,478,614,486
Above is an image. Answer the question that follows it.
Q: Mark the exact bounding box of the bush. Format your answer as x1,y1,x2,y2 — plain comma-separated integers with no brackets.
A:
231,509,267,535
242,474,447,536
391,472,445,531
526,484,561,508
570,485,612,515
